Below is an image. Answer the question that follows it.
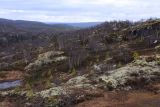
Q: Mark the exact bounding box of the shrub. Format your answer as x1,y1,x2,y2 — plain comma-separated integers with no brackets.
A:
26,89,34,98
25,82,34,98
47,70,53,81
155,45,160,53
44,96,58,107
45,79,52,89
105,52,109,61
13,86,21,94
24,51,68,88
107,81,114,91
45,70,53,88
112,48,133,63
96,55,100,62
133,51,139,60
70,67,77,76
157,59,160,65
117,62,122,68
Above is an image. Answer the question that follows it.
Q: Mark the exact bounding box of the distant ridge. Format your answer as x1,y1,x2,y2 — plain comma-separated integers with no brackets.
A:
0,18,78,33
48,22,103,28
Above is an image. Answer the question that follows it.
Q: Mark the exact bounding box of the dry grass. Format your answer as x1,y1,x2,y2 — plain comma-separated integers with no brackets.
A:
75,89,160,107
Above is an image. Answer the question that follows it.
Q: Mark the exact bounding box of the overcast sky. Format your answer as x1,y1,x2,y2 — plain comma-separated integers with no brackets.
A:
0,0,160,22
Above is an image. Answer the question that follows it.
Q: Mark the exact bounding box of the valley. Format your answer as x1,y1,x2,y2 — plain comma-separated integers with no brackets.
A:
0,18,160,107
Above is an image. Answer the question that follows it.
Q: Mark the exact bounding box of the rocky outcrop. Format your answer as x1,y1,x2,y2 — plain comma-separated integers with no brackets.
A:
25,51,68,72
66,75,91,85
0,56,160,106
36,86,67,98
37,75,95,98
99,57,160,89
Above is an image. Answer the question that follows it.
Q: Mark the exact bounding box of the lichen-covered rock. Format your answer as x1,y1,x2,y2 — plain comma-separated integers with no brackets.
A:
93,63,116,74
25,51,67,72
36,84,95,99
36,86,67,98
0,89,26,97
99,59,160,89
0,91,10,97
38,51,64,60
66,75,91,85
155,45,160,52
93,65,101,72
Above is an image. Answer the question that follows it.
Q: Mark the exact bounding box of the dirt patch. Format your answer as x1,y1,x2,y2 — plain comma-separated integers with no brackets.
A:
0,71,23,82
0,98,16,107
75,90,160,107
0,96,26,107
145,82,160,93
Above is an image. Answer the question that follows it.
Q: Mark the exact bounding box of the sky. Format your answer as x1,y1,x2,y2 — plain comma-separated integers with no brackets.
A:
0,0,160,22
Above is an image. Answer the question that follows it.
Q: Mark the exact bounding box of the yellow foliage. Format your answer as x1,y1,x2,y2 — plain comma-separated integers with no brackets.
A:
70,67,77,76
24,82,34,98
26,89,34,98
133,52,139,60
45,79,52,89
25,82,32,90
47,70,53,81
105,52,109,61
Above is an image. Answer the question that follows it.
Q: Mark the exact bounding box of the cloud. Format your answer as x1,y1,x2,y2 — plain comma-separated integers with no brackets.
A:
0,0,160,22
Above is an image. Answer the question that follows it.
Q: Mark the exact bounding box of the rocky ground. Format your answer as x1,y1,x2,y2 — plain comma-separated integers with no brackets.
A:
0,54,160,107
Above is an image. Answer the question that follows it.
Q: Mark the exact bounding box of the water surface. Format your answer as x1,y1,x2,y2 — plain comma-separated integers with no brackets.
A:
0,80,21,90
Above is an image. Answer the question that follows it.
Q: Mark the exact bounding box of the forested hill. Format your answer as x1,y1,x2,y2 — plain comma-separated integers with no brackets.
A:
0,18,77,34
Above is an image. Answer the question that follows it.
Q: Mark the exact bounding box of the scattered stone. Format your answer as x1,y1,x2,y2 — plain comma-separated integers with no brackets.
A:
66,75,91,85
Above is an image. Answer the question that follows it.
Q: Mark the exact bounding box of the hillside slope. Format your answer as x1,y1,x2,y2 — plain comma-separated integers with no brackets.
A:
0,18,77,33
0,19,160,107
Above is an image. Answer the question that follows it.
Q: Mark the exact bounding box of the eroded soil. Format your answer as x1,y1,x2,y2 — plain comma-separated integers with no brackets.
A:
0,71,23,82
75,90,160,107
